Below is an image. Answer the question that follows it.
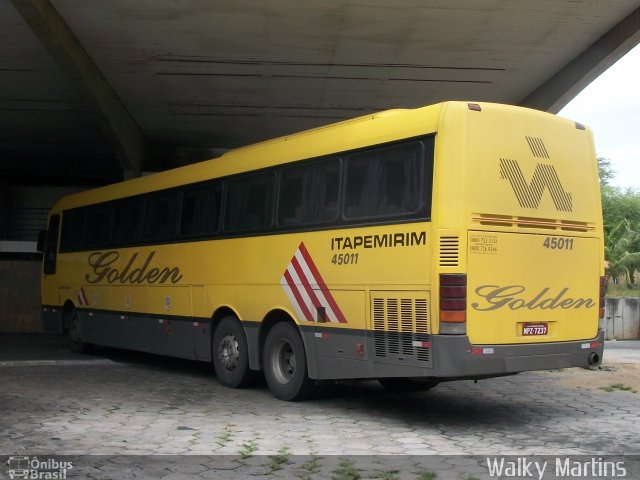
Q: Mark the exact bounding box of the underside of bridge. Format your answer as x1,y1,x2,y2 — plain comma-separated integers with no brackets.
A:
1,1,639,186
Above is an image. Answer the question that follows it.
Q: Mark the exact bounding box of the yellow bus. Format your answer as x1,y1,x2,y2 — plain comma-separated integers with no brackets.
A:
39,101,605,400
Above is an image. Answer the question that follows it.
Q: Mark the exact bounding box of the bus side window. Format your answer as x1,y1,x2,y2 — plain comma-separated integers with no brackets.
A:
84,205,112,247
60,209,85,251
144,191,180,242
43,214,60,275
278,157,340,227
112,199,144,246
225,172,275,233
180,182,223,237
345,142,424,220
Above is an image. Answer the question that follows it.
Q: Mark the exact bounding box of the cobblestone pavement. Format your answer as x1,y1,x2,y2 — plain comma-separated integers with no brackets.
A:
0,336,639,479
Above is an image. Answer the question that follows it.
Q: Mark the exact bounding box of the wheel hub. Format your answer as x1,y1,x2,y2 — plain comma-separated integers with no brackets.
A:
218,334,240,371
272,338,296,384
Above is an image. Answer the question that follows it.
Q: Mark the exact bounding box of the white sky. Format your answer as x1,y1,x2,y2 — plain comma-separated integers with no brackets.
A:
558,44,640,190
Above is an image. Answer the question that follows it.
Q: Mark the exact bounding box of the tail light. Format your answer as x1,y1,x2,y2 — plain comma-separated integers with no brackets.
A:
599,276,606,320
440,274,467,334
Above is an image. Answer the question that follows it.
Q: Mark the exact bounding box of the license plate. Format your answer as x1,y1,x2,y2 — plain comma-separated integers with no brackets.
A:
522,323,548,336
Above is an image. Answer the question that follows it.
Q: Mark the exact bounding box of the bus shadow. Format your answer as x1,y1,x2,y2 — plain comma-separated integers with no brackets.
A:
88,344,217,376
312,378,555,429
84,345,550,428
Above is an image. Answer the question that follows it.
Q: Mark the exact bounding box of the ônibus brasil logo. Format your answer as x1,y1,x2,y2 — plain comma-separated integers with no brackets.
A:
6,456,73,479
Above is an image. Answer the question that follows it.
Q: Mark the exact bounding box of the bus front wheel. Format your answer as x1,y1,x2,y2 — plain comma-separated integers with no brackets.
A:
212,316,254,388
263,322,316,401
65,308,92,353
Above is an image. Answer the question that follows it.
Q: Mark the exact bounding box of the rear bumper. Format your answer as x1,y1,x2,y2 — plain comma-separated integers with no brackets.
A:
431,330,605,379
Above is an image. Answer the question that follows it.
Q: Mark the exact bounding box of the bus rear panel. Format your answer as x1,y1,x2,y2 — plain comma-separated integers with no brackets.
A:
430,102,603,379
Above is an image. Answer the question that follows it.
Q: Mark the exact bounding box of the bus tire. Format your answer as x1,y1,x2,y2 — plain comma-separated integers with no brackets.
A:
378,377,439,392
212,316,254,388
263,322,316,401
65,308,92,353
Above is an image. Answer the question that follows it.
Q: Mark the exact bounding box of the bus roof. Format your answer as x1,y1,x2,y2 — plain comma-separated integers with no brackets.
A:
52,102,447,211
51,101,582,212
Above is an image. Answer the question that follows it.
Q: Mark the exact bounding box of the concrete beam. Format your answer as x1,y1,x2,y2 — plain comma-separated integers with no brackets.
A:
520,6,640,113
10,0,148,177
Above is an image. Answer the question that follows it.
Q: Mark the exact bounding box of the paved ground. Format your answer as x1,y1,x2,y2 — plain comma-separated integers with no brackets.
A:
0,334,639,479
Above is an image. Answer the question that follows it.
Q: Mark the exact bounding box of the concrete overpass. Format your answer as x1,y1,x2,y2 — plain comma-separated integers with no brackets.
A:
1,1,639,220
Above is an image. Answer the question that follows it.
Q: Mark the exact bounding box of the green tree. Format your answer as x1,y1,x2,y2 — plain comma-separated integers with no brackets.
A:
604,218,640,286
599,157,640,286
598,157,616,187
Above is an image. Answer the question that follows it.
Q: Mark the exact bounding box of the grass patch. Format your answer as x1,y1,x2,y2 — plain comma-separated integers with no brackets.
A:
300,456,321,480
188,431,202,446
217,423,234,446
239,439,258,459
605,284,640,298
377,471,400,480
332,459,360,480
268,446,290,472
416,472,438,480
598,383,637,393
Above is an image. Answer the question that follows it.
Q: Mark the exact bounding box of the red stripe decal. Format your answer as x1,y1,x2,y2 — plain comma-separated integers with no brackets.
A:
78,287,89,306
281,242,347,324
298,243,347,323
291,255,322,309
298,243,327,289
283,269,314,322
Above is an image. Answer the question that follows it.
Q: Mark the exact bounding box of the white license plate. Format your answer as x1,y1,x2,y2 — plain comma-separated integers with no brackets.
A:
523,323,548,336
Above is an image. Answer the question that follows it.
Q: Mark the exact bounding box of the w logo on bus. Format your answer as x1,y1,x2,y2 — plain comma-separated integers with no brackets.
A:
280,242,347,323
500,158,572,212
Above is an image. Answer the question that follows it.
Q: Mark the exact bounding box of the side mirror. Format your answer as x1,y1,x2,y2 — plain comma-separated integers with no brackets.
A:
37,229,47,252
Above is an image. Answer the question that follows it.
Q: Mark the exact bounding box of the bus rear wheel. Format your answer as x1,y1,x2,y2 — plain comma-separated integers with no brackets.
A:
263,322,316,401
212,316,254,388
378,377,439,392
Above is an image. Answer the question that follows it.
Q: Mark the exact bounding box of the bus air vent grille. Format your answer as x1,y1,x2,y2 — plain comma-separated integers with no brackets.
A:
371,293,431,365
439,237,460,267
473,213,594,232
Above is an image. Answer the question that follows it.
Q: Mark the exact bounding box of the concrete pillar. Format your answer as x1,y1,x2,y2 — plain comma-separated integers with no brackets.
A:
0,259,42,333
